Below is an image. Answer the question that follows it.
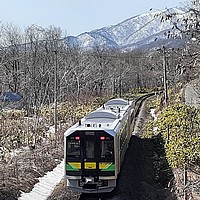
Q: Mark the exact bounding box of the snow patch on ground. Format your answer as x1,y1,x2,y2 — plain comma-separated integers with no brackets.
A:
18,160,64,200
150,108,157,120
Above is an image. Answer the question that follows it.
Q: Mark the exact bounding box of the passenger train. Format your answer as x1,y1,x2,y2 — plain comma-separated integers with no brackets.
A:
64,98,135,193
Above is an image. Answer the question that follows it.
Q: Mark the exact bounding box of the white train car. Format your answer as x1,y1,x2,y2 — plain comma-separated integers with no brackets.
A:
64,98,134,193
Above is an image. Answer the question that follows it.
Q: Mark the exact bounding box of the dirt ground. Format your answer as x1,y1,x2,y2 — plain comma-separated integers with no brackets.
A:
0,144,64,200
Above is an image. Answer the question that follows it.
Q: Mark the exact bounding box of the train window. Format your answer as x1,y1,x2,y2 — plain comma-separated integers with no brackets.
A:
67,140,81,158
100,141,113,159
85,141,94,159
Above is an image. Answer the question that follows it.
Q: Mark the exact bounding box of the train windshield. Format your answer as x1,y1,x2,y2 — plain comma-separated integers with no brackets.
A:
66,131,114,161
100,140,114,159
85,140,95,159
67,140,81,158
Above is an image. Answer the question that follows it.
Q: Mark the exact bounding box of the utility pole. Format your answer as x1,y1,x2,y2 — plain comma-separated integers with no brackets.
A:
162,45,168,106
54,50,58,135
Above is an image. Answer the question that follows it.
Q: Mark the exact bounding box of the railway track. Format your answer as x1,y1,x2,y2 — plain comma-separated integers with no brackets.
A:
134,92,155,117
129,92,155,135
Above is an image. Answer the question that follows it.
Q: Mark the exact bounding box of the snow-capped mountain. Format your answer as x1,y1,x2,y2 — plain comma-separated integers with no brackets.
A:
66,8,185,51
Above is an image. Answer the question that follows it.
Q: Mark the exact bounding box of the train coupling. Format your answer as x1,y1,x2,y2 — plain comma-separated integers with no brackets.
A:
85,177,94,184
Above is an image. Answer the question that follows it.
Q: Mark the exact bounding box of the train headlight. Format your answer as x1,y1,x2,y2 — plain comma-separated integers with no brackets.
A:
100,136,105,140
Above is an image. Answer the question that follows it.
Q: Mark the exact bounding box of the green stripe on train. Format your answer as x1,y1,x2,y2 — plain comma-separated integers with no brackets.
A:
101,163,115,171
66,163,79,171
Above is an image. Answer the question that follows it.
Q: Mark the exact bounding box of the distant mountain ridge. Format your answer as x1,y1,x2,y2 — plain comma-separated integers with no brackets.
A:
66,8,186,51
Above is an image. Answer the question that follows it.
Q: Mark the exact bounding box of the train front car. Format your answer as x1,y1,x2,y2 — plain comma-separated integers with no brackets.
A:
64,98,133,193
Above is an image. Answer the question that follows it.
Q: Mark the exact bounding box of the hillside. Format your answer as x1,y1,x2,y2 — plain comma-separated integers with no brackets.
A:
66,8,186,50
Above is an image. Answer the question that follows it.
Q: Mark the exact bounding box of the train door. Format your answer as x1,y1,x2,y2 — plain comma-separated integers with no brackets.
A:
82,133,99,178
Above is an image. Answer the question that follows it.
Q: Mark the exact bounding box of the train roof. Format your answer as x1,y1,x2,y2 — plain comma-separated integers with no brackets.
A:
104,98,129,106
64,98,132,137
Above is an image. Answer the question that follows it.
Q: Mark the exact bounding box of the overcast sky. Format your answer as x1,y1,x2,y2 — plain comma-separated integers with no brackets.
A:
0,0,188,36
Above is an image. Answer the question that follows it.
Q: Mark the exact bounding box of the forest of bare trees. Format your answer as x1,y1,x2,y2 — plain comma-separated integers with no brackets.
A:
0,0,200,199
0,22,196,109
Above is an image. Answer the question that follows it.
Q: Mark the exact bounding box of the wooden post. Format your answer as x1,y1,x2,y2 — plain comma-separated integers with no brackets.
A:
183,166,188,200
162,46,168,106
